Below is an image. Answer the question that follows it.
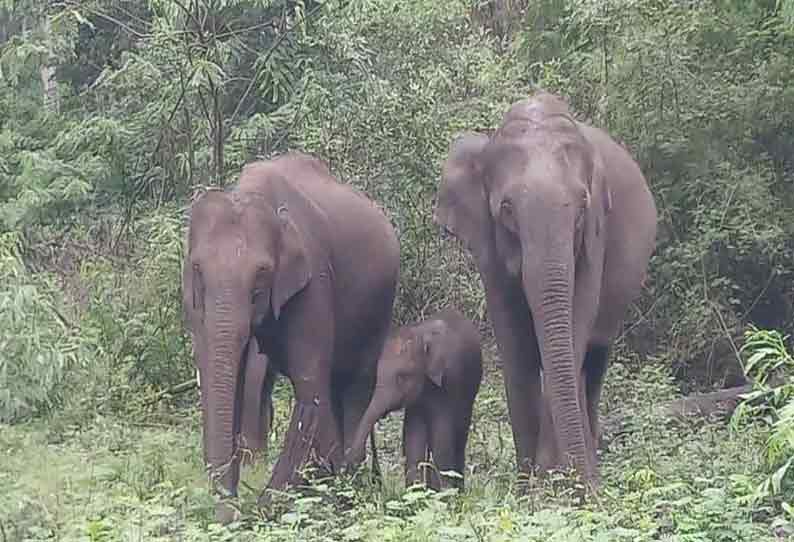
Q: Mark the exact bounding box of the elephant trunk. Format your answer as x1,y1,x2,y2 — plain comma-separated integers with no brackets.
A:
520,225,593,487
201,284,248,506
345,392,389,467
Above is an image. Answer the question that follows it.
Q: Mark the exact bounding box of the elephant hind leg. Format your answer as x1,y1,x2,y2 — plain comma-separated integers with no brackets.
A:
340,322,391,455
330,370,347,444
337,368,378,474
583,344,609,442
453,407,473,489
261,369,341,501
340,369,376,458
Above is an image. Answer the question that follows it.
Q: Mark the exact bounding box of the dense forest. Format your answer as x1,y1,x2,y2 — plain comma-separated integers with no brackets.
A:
2,0,794,540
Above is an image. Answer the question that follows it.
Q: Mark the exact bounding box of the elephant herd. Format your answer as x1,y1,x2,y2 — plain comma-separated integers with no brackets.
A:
182,91,657,522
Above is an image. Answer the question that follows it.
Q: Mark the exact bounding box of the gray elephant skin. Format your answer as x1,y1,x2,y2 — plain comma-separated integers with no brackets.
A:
182,152,400,521
433,91,657,490
344,308,483,491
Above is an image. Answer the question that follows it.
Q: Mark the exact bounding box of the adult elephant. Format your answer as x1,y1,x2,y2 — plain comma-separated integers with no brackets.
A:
433,92,656,490
183,152,400,521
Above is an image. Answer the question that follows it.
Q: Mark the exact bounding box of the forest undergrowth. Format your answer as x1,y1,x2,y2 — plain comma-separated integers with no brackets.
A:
0,349,782,541
3,0,794,540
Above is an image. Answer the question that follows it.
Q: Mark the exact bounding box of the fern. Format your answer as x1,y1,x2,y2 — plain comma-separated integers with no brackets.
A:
733,326,794,508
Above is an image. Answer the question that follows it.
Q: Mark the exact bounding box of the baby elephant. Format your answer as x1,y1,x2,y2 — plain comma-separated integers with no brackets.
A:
344,308,483,490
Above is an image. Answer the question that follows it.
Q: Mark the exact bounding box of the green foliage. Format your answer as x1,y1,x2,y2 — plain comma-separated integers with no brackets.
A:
0,360,780,540
292,0,518,322
67,208,192,418
503,0,794,384
732,327,794,515
2,0,794,538
0,232,82,422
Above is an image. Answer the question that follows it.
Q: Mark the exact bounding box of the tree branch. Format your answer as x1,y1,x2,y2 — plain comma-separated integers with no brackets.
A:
228,1,329,127
111,75,193,253
143,379,198,406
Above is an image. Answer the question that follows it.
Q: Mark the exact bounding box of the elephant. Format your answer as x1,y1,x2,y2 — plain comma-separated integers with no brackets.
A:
182,151,400,522
343,308,483,491
433,91,657,490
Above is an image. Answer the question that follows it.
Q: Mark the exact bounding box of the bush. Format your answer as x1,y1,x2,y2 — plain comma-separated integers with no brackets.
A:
732,327,794,515
0,231,83,422
66,207,192,418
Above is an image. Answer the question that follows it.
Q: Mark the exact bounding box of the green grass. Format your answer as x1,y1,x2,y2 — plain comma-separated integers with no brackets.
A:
0,346,783,541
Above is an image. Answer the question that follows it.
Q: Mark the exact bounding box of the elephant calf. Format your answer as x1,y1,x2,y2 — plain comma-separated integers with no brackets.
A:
344,308,483,490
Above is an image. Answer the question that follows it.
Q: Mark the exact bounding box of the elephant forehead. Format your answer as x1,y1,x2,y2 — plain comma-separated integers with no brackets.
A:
191,194,274,237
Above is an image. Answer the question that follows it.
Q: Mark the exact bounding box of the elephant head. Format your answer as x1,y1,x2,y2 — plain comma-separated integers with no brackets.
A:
433,93,611,487
182,177,311,507
344,321,447,466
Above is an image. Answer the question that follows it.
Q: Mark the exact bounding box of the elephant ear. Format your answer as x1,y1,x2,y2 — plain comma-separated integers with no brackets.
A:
421,321,447,388
483,143,527,277
183,189,227,325
271,204,311,320
434,132,492,260
581,141,611,265
181,254,194,325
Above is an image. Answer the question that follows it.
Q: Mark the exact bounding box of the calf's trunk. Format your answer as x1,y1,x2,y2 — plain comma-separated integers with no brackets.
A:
345,395,388,467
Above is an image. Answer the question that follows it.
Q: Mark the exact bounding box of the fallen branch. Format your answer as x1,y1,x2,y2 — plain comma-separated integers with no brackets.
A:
657,384,753,420
143,379,198,406
600,377,789,447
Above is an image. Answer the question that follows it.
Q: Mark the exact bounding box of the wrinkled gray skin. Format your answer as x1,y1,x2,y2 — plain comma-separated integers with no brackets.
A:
343,309,483,490
183,152,399,522
433,92,657,491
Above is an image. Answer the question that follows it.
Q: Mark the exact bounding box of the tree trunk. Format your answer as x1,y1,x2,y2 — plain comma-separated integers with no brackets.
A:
39,18,59,114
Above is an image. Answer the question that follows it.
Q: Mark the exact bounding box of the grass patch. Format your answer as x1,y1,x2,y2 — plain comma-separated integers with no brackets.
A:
0,348,781,541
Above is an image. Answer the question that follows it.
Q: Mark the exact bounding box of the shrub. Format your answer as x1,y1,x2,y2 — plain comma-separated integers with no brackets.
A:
0,231,83,422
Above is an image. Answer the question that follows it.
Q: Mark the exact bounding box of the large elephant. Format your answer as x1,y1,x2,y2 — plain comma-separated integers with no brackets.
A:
433,92,657,490
183,152,400,521
343,308,482,490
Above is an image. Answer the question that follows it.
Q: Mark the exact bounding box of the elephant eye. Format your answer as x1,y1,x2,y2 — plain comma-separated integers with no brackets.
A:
255,263,273,280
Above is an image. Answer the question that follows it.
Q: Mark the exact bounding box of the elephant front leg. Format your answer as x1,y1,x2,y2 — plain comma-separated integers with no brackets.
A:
583,344,609,444
481,271,543,477
403,406,430,489
428,404,462,491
